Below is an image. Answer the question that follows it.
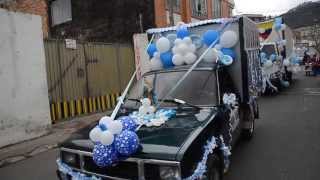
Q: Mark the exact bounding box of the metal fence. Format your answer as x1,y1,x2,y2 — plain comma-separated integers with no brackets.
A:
44,39,135,122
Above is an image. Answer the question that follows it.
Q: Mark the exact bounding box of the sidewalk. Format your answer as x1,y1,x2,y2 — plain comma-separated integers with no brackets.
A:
0,112,107,168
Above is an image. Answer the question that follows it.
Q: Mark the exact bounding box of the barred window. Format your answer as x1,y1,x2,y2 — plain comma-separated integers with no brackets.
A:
191,0,208,18
213,0,221,18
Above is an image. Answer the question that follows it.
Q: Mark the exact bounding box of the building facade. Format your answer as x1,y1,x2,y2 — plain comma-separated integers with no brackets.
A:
0,0,49,38
155,0,235,27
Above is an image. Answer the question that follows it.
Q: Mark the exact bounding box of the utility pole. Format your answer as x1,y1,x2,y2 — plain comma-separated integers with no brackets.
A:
168,0,175,26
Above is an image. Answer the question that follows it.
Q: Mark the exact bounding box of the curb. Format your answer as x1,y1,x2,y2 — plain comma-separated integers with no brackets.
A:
0,143,58,168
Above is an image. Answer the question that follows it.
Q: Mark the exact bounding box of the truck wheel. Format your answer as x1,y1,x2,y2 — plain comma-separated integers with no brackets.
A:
241,110,255,140
205,154,223,180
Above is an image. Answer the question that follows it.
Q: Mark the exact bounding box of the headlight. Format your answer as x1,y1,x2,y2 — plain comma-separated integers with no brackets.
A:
159,166,181,180
61,151,79,168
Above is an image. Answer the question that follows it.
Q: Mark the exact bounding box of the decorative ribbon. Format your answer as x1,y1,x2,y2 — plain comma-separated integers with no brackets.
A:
130,109,176,127
184,136,231,180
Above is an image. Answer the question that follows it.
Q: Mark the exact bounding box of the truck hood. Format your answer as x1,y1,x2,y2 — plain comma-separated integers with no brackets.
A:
60,110,216,161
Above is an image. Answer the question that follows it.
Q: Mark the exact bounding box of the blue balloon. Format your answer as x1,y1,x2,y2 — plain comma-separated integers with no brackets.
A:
160,51,174,68
281,80,290,88
261,58,268,63
114,130,139,156
221,48,236,59
270,54,276,61
93,143,118,167
147,43,157,58
275,23,282,31
275,17,282,25
203,30,219,46
176,26,189,39
260,52,266,59
119,116,137,131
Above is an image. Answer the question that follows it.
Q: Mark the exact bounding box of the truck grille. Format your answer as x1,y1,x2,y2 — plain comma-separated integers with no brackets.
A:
60,147,180,180
83,156,139,179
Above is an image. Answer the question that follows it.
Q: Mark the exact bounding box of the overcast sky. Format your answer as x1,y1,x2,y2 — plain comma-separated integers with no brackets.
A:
233,0,318,15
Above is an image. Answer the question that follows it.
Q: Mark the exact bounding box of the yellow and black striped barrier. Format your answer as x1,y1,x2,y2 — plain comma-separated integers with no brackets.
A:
49,92,121,123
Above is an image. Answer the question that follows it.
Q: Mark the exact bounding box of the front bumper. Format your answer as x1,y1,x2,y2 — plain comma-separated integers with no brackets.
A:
57,147,181,180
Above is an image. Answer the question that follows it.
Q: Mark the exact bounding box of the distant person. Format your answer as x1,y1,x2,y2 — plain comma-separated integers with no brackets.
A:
302,52,310,65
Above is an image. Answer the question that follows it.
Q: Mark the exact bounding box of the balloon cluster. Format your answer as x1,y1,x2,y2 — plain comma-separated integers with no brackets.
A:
172,37,197,65
274,17,286,32
202,29,238,65
89,116,139,167
260,52,276,68
147,23,239,69
138,98,156,116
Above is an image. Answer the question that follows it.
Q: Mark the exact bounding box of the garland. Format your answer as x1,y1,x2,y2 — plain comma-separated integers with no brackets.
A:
184,136,231,180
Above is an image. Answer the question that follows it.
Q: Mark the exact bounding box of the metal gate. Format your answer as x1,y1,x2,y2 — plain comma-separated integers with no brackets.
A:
44,39,135,122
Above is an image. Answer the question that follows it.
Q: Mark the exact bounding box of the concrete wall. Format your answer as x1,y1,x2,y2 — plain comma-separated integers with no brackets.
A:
0,8,51,148
0,0,49,38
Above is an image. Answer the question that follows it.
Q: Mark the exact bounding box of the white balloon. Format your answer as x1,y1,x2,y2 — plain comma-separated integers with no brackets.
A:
153,52,160,59
107,121,123,134
220,30,238,48
99,116,113,126
189,44,196,53
214,44,222,50
177,43,189,55
156,37,171,53
184,53,197,64
89,127,101,142
100,130,114,145
172,54,184,65
182,37,192,45
172,47,178,54
264,60,273,67
141,98,151,106
174,38,183,46
283,59,290,66
150,58,163,70
203,48,219,63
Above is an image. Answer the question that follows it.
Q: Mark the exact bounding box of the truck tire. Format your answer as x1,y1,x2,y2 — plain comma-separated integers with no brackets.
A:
241,109,255,140
205,154,223,180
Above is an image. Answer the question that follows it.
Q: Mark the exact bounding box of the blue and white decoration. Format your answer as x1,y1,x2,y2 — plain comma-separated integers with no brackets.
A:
130,108,176,127
89,115,140,167
148,21,239,70
114,130,140,156
57,159,101,180
93,143,118,167
184,136,231,180
223,93,237,107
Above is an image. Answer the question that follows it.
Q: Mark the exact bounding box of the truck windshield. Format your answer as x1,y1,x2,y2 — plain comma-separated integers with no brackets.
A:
125,70,217,108
261,44,277,57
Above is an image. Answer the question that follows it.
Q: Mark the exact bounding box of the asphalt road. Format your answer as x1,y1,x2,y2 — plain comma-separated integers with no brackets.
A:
0,73,319,180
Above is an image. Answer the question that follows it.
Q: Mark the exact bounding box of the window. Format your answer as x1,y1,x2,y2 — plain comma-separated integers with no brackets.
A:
213,0,221,18
191,0,208,18
166,0,181,12
51,0,72,26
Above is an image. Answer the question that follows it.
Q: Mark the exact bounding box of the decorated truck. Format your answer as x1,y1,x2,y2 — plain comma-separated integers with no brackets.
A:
257,17,296,94
56,16,262,180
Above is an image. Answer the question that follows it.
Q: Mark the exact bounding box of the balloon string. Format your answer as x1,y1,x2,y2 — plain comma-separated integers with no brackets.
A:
156,20,233,109
110,34,155,120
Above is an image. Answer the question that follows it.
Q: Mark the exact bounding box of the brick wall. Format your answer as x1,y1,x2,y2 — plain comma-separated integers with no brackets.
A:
154,0,233,27
0,0,49,38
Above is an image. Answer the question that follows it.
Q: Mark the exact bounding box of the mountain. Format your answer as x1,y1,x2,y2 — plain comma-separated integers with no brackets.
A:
282,1,320,29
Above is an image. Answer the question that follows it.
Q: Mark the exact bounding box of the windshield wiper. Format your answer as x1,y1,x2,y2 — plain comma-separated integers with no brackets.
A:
125,98,141,103
158,98,201,110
